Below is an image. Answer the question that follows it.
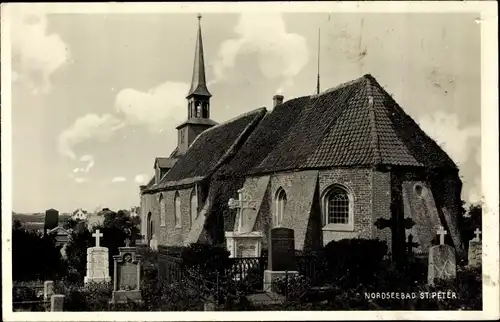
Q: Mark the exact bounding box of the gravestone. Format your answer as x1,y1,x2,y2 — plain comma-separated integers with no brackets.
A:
149,234,158,251
44,209,59,233
44,280,54,300
428,226,456,285
110,245,143,304
84,229,111,284
263,227,298,292
50,294,65,312
236,239,258,258
468,228,482,268
225,188,263,258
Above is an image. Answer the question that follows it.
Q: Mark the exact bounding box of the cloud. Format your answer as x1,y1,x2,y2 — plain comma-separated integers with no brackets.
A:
418,111,480,166
58,114,125,159
71,154,95,174
74,177,89,184
9,6,70,93
418,111,481,203
467,177,482,204
111,176,127,183
134,174,149,184
213,13,309,92
115,81,189,131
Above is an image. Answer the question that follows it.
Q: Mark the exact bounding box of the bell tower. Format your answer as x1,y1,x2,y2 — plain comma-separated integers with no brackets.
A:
176,14,217,155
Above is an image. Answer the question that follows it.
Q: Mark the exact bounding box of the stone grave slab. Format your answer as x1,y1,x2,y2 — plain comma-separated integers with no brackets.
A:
264,227,298,292
110,246,143,304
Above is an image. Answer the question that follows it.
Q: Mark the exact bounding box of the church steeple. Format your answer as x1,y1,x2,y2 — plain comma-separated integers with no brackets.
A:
186,14,211,120
187,14,211,99
176,14,217,156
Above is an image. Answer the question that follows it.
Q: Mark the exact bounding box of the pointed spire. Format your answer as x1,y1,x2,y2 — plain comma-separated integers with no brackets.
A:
316,28,321,95
187,14,212,98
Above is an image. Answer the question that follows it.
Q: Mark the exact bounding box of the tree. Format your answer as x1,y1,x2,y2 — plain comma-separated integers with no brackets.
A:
460,202,482,249
12,228,65,281
63,218,81,230
13,219,23,230
64,208,142,282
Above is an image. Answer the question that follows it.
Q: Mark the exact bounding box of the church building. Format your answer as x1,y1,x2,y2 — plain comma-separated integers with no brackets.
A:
139,16,465,259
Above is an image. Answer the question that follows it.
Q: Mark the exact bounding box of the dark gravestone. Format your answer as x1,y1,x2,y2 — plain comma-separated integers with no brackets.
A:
118,255,138,290
268,227,295,271
264,228,298,292
44,209,59,232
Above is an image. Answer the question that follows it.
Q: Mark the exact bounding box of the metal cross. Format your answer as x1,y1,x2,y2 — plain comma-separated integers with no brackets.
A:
437,226,447,245
92,229,103,247
406,233,419,255
473,228,482,241
228,188,257,232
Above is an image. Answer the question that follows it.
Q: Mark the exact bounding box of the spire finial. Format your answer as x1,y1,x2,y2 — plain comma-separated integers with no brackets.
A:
197,13,202,21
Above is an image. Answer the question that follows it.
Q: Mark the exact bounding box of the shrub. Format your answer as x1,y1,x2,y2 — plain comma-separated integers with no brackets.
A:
54,280,113,311
323,238,388,287
274,274,311,301
181,243,231,269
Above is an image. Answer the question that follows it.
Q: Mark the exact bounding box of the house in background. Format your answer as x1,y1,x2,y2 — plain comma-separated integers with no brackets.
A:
130,206,140,218
71,208,88,221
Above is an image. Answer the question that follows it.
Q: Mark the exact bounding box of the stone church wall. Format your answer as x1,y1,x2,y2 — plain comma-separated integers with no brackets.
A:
269,171,319,250
160,188,194,246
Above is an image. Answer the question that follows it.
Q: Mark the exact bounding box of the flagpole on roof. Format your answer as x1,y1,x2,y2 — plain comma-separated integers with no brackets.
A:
316,28,321,95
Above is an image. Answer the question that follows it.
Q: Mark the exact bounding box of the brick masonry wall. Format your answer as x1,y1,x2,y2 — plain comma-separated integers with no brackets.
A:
318,168,374,245
371,169,392,246
140,193,159,242
141,186,197,247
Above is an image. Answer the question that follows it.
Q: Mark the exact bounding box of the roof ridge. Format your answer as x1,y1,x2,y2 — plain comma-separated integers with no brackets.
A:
365,76,382,165
311,74,368,99
204,108,267,180
147,108,268,193
188,107,267,149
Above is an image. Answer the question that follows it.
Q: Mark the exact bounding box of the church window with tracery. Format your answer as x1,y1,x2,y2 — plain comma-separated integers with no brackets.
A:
274,188,287,227
174,191,181,228
190,188,197,224
159,194,166,227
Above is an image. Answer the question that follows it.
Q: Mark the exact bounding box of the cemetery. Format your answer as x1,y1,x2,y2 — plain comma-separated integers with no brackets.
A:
11,204,483,311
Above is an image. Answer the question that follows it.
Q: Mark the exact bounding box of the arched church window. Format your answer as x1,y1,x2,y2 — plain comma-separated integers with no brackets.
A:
322,185,354,231
274,188,287,227
147,212,153,241
196,102,202,118
190,188,198,225
159,194,166,227
174,191,181,228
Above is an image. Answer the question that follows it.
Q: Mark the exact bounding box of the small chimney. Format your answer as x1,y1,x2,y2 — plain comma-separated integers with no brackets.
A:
273,95,284,108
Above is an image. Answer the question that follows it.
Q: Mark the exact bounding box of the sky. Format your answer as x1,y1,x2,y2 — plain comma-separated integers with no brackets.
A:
8,8,482,213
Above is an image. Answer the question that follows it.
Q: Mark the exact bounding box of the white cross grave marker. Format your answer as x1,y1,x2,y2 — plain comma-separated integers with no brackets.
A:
228,188,257,233
437,226,447,245
92,229,103,247
473,228,482,241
